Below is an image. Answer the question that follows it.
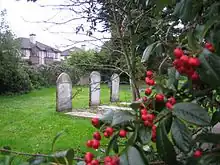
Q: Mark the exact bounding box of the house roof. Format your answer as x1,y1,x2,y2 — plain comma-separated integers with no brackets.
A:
61,46,82,56
17,37,61,53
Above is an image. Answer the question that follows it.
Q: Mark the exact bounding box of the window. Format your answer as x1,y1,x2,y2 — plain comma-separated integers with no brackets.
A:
55,53,58,59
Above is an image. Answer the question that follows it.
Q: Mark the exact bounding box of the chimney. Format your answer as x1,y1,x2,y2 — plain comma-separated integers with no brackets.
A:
29,33,36,44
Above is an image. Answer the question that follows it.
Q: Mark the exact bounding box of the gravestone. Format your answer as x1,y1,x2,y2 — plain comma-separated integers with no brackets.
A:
110,73,120,102
89,71,101,106
56,72,72,112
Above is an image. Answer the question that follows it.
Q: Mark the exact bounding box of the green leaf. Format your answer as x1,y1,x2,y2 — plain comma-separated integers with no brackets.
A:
105,134,118,155
188,30,200,51
171,118,192,153
119,146,147,165
173,103,211,126
195,133,220,144
138,126,151,145
167,67,178,91
50,149,74,165
156,109,172,133
156,117,177,165
198,152,220,165
111,111,135,126
197,50,220,88
202,16,220,39
51,131,65,152
211,111,220,126
141,42,158,62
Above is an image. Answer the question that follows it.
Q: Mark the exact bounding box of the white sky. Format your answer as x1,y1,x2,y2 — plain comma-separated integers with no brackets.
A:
0,0,110,51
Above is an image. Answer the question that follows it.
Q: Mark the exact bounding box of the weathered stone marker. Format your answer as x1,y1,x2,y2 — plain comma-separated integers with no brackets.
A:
89,71,101,106
56,72,72,112
110,73,120,102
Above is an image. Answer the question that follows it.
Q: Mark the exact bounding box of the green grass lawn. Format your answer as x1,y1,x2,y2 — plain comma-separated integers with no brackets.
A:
0,84,132,158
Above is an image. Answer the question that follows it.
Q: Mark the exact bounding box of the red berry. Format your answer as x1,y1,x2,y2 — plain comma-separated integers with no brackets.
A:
185,67,195,76
105,127,114,136
92,139,100,149
173,48,184,58
111,156,120,165
141,108,148,115
146,70,153,78
168,97,176,105
91,159,99,165
180,55,189,64
173,59,183,68
142,96,148,102
146,113,155,122
85,152,94,163
141,114,147,121
177,66,185,74
91,118,99,127
152,130,156,138
145,88,152,95
205,42,215,52
144,120,153,127
104,131,109,138
193,150,202,158
191,72,200,81
119,129,127,137
93,131,101,141
155,94,164,102
188,57,200,67
152,125,157,131
86,140,93,148
104,156,112,163
166,102,173,110
145,77,155,86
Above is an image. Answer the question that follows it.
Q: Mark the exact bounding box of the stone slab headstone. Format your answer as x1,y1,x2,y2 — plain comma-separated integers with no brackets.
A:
89,71,101,106
110,73,120,102
56,72,72,112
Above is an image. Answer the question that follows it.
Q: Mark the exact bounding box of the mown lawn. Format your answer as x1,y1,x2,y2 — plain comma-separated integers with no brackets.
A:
0,85,132,158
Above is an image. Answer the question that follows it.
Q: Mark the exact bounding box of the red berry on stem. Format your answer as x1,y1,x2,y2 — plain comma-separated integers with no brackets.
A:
205,42,215,52
188,57,200,67
85,152,94,163
111,156,120,165
142,96,148,102
104,131,109,138
191,72,200,81
91,118,99,127
93,131,101,141
146,113,155,122
86,140,93,148
145,88,152,95
146,70,153,78
105,127,114,136
144,120,153,127
104,156,112,163
141,108,148,115
92,139,100,149
141,114,147,121
168,97,176,105
119,129,127,137
173,48,184,58
180,55,189,64
193,150,202,158
91,159,99,165
152,125,157,131
166,102,173,110
155,94,164,102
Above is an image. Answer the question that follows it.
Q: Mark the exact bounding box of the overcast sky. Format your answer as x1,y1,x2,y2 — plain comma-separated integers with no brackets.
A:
0,0,110,50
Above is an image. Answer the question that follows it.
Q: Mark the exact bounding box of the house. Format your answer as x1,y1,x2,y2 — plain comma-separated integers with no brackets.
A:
17,34,62,65
60,46,82,60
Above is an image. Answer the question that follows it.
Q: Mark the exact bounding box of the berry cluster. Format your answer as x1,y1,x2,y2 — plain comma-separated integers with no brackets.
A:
85,118,122,165
173,48,200,81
